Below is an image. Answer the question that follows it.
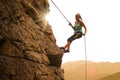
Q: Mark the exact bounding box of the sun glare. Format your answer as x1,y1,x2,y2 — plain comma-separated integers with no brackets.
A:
45,14,51,22
45,12,56,27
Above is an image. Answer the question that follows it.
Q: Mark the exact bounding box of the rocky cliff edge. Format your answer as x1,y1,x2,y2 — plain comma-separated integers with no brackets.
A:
0,0,64,80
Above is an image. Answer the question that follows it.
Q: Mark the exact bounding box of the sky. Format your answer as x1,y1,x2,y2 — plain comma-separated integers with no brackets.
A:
46,0,120,63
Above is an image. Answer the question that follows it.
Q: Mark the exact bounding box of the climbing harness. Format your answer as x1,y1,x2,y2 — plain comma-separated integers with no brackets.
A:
50,0,88,80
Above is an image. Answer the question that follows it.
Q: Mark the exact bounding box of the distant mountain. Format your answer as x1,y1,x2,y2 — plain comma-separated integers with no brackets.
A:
98,72,120,80
62,61,120,80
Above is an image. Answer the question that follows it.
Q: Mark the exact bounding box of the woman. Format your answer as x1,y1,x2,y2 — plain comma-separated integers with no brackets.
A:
60,13,87,53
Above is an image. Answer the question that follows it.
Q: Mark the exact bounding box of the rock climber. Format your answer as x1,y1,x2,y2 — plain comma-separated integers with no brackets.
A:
60,13,87,53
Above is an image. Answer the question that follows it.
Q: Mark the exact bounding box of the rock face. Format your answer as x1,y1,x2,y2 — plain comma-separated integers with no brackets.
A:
0,0,64,80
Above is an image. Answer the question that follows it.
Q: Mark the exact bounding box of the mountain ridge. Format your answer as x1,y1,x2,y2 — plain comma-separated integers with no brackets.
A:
98,72,120,80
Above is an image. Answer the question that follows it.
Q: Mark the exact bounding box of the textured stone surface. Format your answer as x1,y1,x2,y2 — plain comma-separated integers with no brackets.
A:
0,0,64,80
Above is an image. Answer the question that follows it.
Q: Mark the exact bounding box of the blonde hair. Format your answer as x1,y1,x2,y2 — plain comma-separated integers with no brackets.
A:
76,13,82,20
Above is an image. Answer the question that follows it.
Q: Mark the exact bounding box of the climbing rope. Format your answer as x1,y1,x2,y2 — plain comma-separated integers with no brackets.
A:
50,0,70,23
84,36,88,80
50,0,74,30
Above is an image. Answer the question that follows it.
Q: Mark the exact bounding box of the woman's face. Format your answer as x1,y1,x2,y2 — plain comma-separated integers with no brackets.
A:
75,14,80,20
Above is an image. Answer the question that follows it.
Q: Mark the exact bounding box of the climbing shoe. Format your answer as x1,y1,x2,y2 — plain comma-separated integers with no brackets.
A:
60,47,70,53
60,47,65,50
64,49,70,53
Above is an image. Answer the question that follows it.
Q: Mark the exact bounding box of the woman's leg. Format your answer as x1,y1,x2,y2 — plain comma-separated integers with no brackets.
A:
61,33,82,53
64,42,71,51
64,32,82,52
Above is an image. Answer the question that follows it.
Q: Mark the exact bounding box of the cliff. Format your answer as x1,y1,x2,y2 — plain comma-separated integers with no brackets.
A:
0,0,64,80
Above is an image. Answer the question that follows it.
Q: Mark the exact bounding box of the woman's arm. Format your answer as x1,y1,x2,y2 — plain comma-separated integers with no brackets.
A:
80,20,87,36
